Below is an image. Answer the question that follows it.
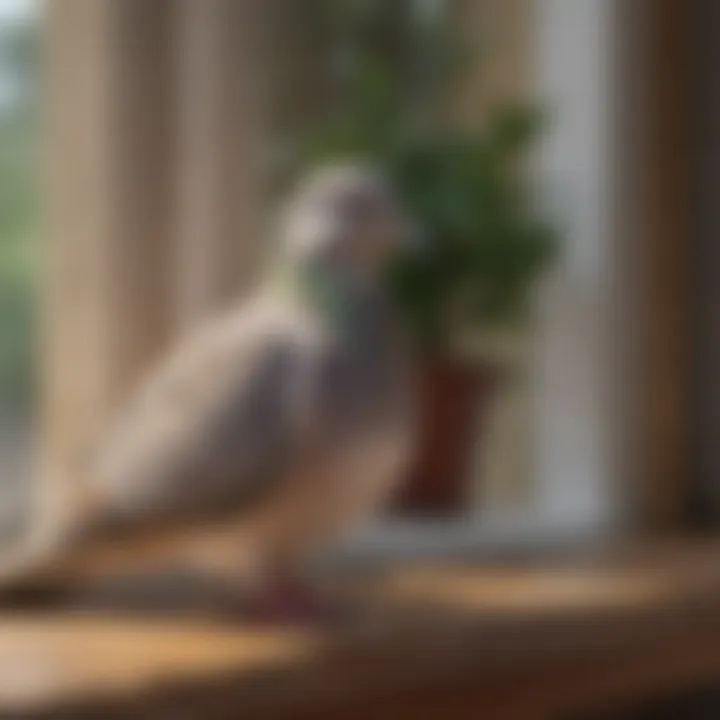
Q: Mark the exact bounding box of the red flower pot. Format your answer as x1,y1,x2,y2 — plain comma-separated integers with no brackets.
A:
393,357,496,516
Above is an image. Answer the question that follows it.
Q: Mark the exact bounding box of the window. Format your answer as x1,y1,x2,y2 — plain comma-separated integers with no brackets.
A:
3,0,633,562
0,0,38,539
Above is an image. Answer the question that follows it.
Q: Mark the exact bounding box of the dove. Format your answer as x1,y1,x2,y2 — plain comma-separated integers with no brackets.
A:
0,164,418,617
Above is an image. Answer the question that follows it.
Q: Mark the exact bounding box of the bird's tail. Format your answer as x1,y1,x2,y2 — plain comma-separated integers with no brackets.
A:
0,472,102,601
0,492,238,607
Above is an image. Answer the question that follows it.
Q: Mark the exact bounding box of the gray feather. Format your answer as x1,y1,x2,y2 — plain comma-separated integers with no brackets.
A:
89,304,317,530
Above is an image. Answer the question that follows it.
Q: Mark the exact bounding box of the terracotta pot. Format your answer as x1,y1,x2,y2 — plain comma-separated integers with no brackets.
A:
392,357,496,516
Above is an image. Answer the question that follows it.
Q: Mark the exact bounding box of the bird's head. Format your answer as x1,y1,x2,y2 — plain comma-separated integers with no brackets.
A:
278,163,417,295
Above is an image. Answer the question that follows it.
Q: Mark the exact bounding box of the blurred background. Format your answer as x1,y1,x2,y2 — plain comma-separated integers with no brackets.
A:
0,0,630,551
0,0,715,716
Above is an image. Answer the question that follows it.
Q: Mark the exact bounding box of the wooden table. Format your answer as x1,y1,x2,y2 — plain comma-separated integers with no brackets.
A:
3,540,720,718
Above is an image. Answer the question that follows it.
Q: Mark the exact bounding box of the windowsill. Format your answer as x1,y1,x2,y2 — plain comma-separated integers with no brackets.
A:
2,538,720,717
328,509,613,564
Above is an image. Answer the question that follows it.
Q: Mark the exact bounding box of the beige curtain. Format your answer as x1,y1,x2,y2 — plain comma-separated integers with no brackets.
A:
42,0,311,487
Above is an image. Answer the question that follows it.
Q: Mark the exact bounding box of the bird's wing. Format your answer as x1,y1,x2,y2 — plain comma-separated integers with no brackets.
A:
87,303,319,535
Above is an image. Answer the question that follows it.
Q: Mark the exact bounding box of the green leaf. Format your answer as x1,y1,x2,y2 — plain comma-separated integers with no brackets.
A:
291,5,561,350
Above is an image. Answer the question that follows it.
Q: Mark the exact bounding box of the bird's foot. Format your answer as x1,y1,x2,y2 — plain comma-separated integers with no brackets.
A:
243,576,349,627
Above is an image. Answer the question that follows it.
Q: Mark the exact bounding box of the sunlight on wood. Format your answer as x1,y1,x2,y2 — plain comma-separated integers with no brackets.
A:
0,617,319,711
372,567,681,612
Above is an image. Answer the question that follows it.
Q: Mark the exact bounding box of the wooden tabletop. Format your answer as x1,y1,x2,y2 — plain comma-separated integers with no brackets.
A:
3,540,720,718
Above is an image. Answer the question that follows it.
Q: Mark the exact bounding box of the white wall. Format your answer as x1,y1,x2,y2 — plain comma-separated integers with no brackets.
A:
531,0,617,530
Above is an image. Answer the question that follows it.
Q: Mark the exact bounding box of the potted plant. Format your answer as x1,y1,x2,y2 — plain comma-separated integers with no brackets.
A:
291,0,560,515
385,108,560,514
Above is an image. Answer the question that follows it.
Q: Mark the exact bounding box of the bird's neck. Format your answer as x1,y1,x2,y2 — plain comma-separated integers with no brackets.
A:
270,262,383,333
